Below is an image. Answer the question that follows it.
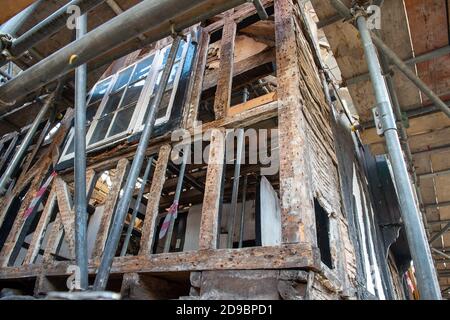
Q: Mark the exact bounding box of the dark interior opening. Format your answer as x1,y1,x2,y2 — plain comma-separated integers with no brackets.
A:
314,199,333,269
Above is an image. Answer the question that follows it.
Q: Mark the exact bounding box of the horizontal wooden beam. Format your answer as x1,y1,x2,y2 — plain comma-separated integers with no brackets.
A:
0,243,320,280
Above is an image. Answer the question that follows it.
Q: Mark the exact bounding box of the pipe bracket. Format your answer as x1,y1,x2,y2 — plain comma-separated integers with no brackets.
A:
372,101,396,136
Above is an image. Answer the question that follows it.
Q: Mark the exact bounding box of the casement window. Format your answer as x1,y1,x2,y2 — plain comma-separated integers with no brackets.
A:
58,35,194,165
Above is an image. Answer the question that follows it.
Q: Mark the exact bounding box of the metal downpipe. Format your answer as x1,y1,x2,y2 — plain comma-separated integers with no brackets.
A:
93,37,182,291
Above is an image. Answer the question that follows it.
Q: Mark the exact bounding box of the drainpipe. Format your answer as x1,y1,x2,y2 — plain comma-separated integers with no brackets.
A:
93,37,182,291
0,91,58,195
354,13,441,300
74,14,89,291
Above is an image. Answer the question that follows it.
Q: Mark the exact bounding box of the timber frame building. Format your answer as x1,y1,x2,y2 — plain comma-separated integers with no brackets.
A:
0,0,448,300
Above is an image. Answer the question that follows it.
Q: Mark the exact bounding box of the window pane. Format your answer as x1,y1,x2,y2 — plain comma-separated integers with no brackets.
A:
161,41,185,65
121,79,146,108
108,105,136,138
112,67,133,92
101,89,124,116
90,78,112,103
153,62,179,93
131,56,154,83
66,136,74,155
89,113,114,145
144,89,172,122
86,101,101,124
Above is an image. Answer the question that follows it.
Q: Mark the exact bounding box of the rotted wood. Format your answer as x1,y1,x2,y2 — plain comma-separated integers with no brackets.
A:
139,145,171,256
0,155,52,267
54,170,96,260
203,47,276,91
54,177,75,258
275,0,316,245
213,10,237,120
199,129,225,250
92,158,129,259
204,0,273,33
0,242,321,280
185,29,210,129
22,185,57,265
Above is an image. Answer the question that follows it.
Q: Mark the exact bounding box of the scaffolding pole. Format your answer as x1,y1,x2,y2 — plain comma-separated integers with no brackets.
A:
74,13,89,291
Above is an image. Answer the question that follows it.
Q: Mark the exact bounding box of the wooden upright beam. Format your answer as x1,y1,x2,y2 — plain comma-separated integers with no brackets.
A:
199,129,225,250
186,29,211,128
275,0,316,245
54,177,75,258
22,185,57,265
213,10,237,120
139,145,171,255
92,159,129,259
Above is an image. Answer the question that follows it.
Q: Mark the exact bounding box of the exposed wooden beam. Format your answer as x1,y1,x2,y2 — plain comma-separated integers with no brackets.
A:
213,10,237,120
199,129,226,250
139,145,171,256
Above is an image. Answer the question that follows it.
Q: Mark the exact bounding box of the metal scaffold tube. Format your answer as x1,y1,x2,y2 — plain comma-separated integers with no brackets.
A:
0,90,58,195
74,14,89,291
354,15,441,300
329,0,442,299
93,37,182,291
0,0,248,109
0,0,107,68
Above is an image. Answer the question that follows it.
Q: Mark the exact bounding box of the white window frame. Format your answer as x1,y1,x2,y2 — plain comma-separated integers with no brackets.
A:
134,34,191,130
59,76,115,163
58,36,192,163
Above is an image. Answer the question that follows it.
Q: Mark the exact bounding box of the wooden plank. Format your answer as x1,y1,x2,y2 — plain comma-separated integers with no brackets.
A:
0,0,36,24
138,145,171,256
92,158,129,259
186,30,211,128
22,185,57,265
54,177,75,258
405,0,450,99
227,92,277,116
0,243,321,279
53,170,97,260
275,0,316,245
213,10,237,120
199,129,225,250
